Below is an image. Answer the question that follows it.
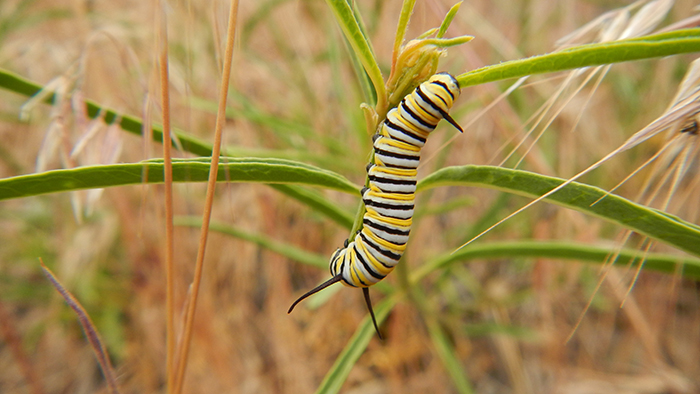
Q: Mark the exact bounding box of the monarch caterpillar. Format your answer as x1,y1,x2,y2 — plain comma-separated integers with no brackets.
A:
288,73,463,337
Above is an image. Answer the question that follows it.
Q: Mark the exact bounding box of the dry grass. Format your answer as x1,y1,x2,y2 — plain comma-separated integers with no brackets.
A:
1,0,699,393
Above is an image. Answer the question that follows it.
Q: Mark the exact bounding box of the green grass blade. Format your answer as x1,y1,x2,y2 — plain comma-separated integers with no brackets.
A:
392,0,416,62
317,239,700,393
315,295,398,394
269,184,354,229
0,158,360,201
410,285,473,394
325,0,386,108
0,67,216,157
458,28,700,87
417,165,700,257
412,240,700,283
425,315,473,394
437,2,461,38
174,217,328,269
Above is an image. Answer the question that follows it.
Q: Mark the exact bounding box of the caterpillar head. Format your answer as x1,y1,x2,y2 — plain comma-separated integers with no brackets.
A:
428,73,462,132
431,72,461,101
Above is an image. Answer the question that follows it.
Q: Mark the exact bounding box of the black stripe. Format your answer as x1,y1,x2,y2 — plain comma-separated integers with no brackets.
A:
360,232,402,262
401,97,438,129
364,198,414,211
363,217,410,236
368,174,417,186
331,248,342,263
364,207,413,220
349,261,371,287
385,119,427,144
353,244,385,280
374,147,419,162
432,80,455,101
416,85,446,116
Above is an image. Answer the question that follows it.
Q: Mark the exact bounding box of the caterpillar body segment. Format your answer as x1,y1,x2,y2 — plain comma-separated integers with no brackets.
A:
288,73,462,338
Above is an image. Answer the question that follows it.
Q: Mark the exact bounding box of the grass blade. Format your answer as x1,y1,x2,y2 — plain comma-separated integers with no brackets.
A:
324,0,386,109
316,239,700,392
412,240,700,283
315,295,398,394
40,260,120,394
174,217,328,269
269,184,354,229
418,165,700,257
458,28,700,87
0,157,360,201
0,68,215,157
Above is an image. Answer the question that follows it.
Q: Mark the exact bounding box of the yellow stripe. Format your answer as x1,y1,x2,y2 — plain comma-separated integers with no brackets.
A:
371,166,417,177
357,242,393,276
377,137,421,152
362,228,407,251
393,112,430,139
366,209,412,227
349,252,370,286
405,93,441,123
367,187,415,200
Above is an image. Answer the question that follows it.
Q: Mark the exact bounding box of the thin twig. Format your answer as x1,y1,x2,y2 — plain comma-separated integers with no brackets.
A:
171,1,239,393
40,259,120,394
156,1,176,392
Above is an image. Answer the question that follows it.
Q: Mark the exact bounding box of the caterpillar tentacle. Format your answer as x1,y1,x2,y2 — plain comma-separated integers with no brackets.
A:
289,73,462,338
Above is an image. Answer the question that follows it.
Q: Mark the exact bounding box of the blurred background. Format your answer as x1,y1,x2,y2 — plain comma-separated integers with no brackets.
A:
0,0,699,392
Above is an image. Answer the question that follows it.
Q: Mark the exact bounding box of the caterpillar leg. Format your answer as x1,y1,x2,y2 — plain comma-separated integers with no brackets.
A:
288,274,342,314
363,287,383,340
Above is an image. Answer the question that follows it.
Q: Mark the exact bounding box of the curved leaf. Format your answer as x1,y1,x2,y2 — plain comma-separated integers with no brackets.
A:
413,240,700,283
314,295,398,394
458,29,700,87
174,217,328,269
269,184,354,229
0,68,215,156
314,238,700,393
0,158,361,201
325,0,386,108
417,165,700,257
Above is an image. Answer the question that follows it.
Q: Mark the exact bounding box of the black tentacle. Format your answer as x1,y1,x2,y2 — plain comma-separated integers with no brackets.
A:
362,287,383,340
288,275,343,314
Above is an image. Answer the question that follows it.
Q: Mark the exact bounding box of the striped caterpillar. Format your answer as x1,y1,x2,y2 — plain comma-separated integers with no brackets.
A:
288,73,462,337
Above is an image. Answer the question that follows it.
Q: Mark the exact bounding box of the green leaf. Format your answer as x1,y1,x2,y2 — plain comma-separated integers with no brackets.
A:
325,0,386,109
0,67,215,156
412,240,700,283
409,284,473,394
315,295,398,394
417,165,700,257
315,238,700,392
0,158,361,201
425,315,473,394
437,2,462,39
392,0,417,60
458,29,700,87
174,217,328,269
268,184,354,229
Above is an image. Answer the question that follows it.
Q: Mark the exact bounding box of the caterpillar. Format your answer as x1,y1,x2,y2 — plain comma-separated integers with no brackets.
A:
288,73,462,338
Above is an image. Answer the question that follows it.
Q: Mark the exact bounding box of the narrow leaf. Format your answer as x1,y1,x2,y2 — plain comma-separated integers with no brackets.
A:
412,240,700,283
418,165,700,257
315,295,398,394
174,217,328,269
325,0,386,109
40,260,120,394
0,158,361,201
0,68,214,156
458,29,700,87
269,184,354,229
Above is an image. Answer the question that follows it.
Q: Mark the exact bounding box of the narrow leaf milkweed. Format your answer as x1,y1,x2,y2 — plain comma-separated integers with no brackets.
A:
288,73,463,338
